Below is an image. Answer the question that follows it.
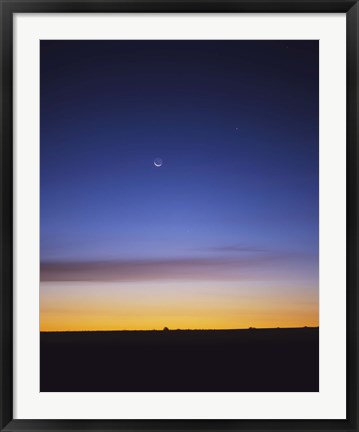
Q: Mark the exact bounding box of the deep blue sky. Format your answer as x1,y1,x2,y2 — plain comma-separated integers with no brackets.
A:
40,40,318,262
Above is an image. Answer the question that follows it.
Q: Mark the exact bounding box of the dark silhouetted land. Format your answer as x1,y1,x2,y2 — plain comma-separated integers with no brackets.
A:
40,327,319,392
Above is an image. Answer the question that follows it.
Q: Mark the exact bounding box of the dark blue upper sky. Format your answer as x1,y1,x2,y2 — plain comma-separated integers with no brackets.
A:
40,40,318,264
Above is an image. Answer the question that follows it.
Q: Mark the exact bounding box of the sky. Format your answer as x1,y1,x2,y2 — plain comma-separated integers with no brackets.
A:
40,40,319,331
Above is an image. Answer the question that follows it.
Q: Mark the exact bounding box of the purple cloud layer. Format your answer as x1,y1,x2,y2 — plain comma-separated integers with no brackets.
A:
41,251,304,282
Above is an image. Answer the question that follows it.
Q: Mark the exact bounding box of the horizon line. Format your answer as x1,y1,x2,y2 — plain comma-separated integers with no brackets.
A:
40,325,319,333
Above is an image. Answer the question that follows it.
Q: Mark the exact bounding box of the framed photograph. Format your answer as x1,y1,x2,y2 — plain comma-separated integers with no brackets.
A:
1,1,358,431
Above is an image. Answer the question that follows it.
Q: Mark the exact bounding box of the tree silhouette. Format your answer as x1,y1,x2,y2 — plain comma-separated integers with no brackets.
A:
163,327,169,331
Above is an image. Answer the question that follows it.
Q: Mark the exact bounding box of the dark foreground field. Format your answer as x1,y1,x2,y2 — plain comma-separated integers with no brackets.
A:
41,327,319,392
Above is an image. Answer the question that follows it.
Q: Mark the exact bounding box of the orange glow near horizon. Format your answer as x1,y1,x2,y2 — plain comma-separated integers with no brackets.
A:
40,280,319,332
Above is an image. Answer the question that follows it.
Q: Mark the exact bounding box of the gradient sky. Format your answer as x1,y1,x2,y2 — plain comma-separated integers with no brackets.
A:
40,40,319,331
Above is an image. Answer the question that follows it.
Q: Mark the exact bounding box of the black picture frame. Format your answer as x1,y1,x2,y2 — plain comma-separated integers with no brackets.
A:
1,1,358,431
